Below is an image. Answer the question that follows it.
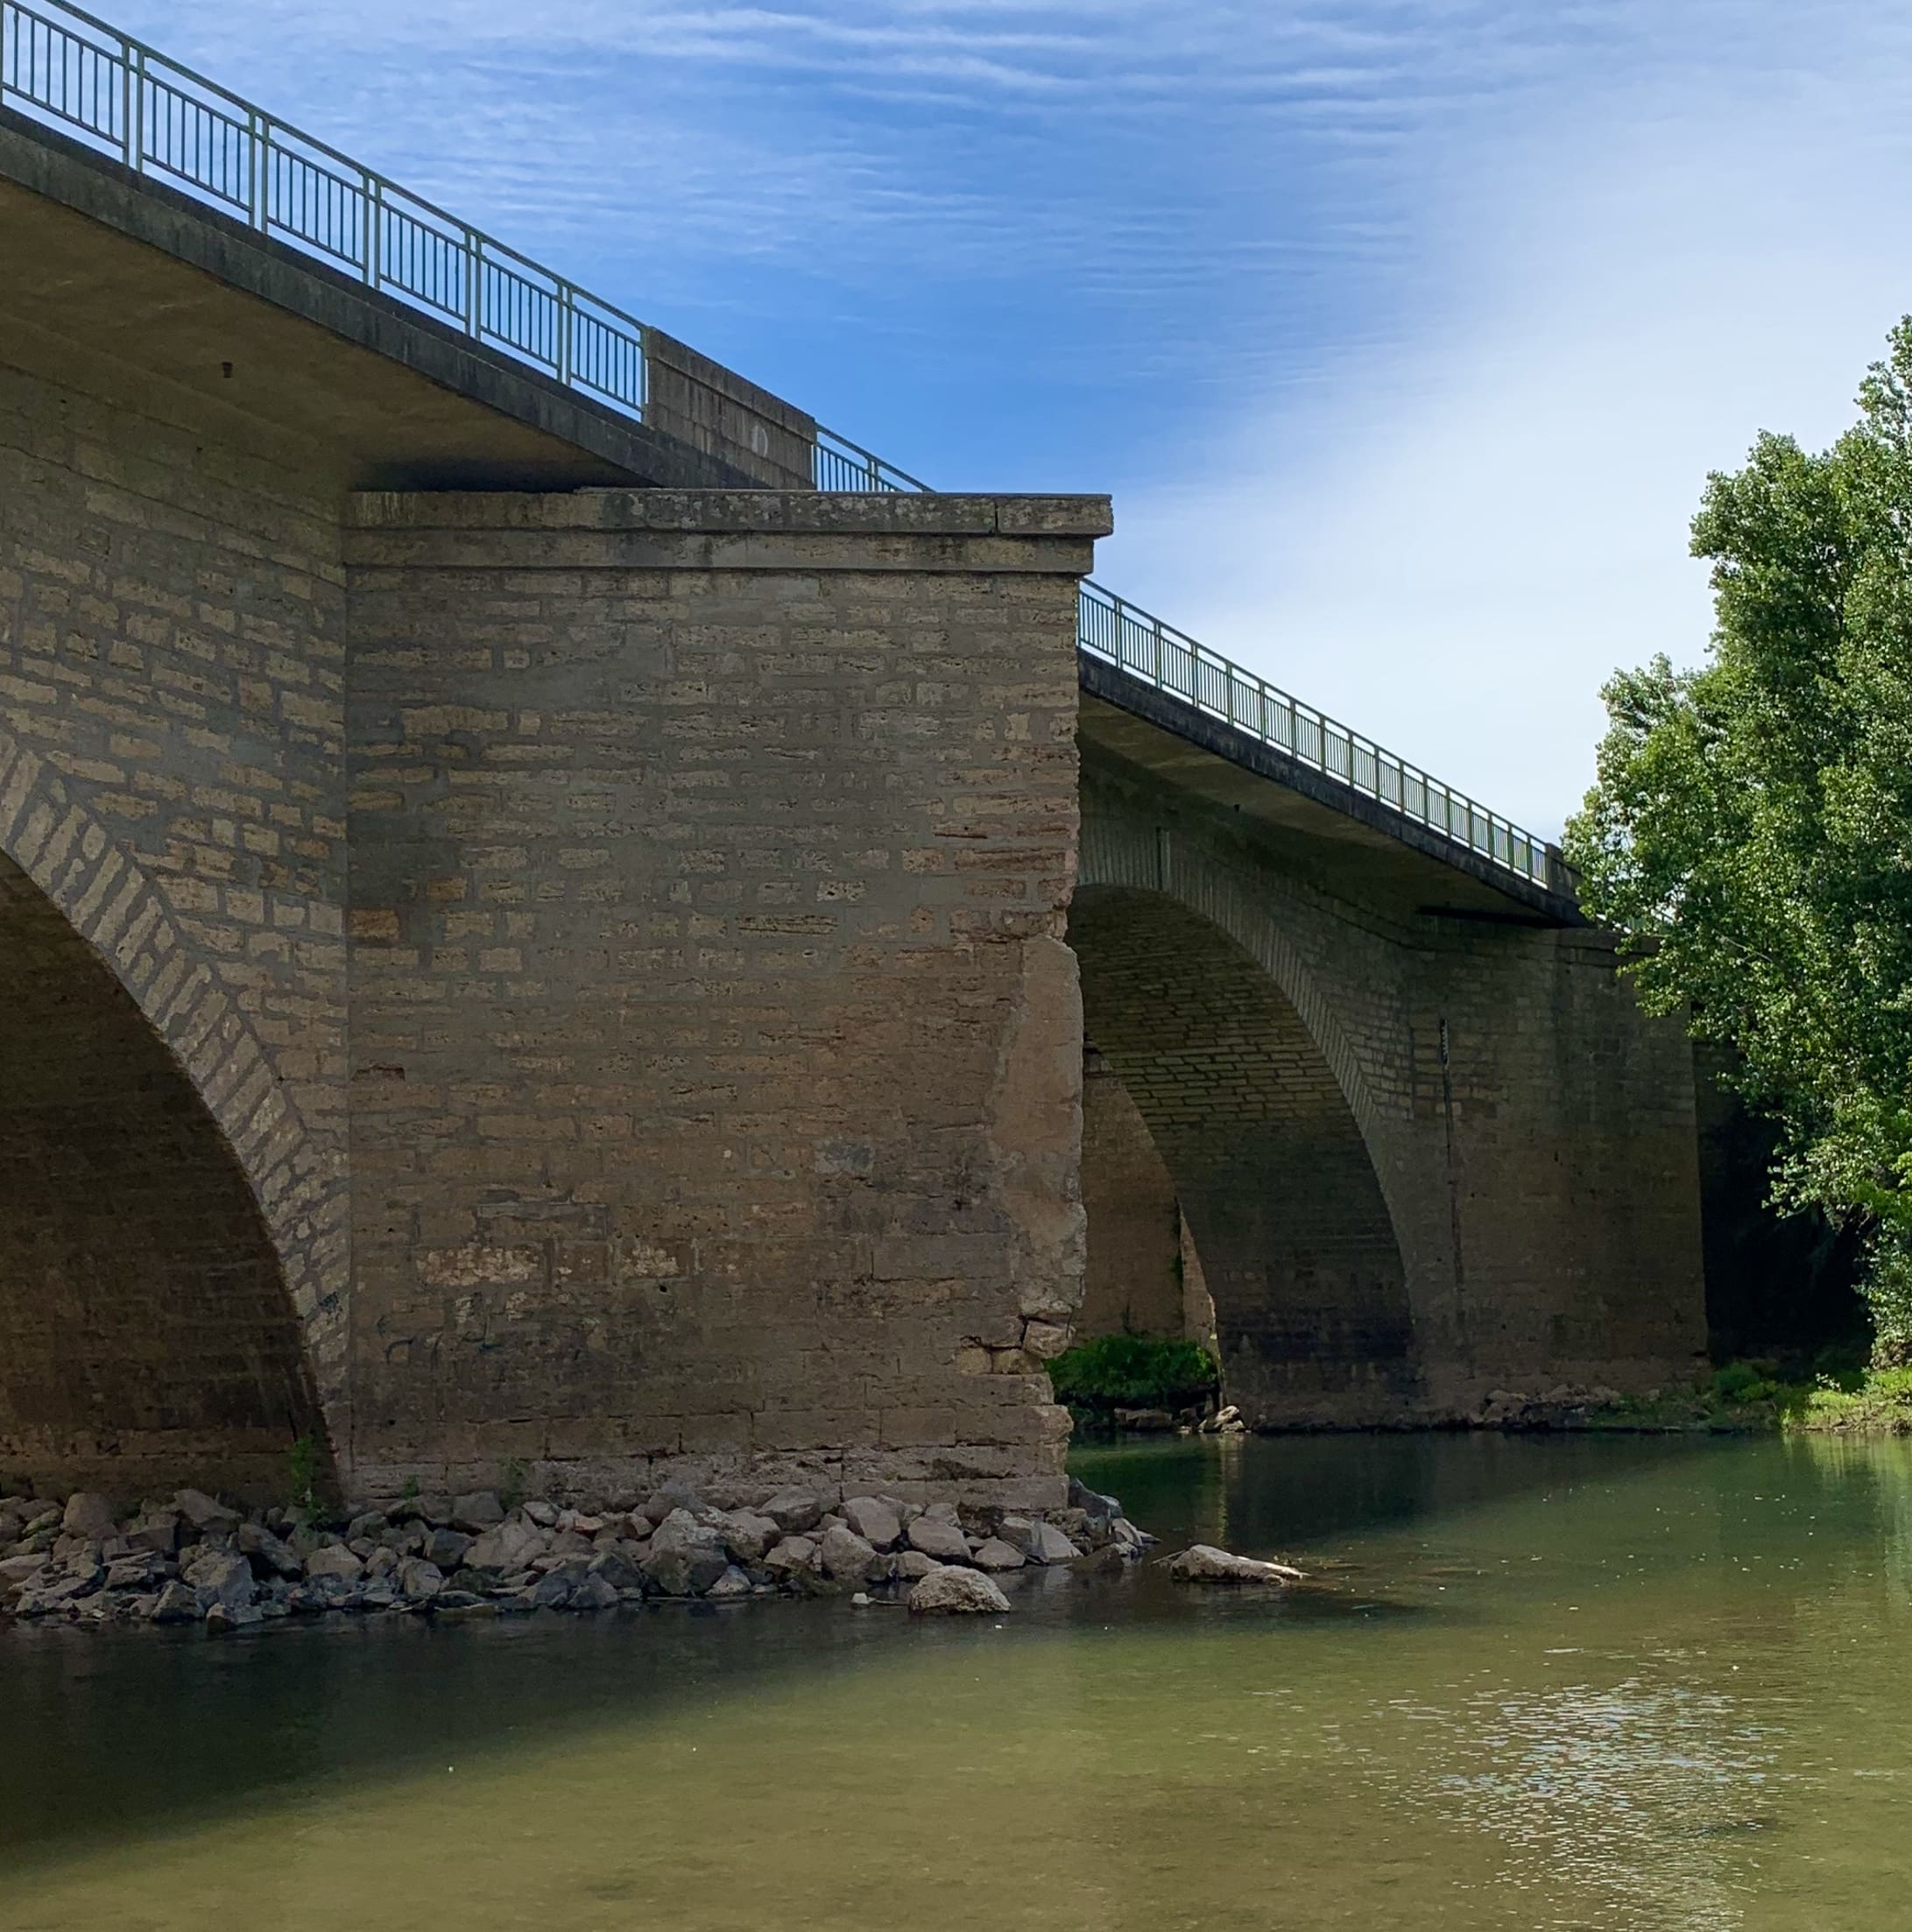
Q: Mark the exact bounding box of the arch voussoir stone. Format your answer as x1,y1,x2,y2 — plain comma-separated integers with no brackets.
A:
0,727,347,1480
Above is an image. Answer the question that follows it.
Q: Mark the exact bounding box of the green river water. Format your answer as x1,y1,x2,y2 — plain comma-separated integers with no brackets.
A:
4,1432,1912,1930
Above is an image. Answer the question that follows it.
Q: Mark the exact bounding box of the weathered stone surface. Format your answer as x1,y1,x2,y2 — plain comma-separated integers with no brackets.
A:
1166,1545,1304,1585
397,1557,445,1602
907,1566,1012,1615
422,1527,474,1569
588,1548,644,1594
0,1552,47,1591
1025,1522,1081,1565
187,1549,256,1611
61,1493,117,1542
174,1491,240,1533
759,1490,825,1535
818,1524,881,1584
762,1535,819,1576
707,1565,754,1601
239,1522,303,1579
304,1544,365,1583
568,1572,620,1612
465,1520,547,1572
893,1548,941,1582
906,1518,972,1563
148,1581,201,1624
970,1538,1026,1572
709,1511,780,1565
841,1498,902,1551
451,1491,505,1533
642,1513,730,1597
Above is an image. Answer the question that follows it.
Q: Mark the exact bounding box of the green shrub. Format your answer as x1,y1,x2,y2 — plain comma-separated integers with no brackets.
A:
1048,1335,1218,1411
1711,1360,1776,1404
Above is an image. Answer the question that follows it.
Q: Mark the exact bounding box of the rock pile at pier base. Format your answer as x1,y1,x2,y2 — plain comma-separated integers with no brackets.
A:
0,1477,1153,1631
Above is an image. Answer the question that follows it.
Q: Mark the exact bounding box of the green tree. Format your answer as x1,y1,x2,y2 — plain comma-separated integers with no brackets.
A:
1567,319,1912,1357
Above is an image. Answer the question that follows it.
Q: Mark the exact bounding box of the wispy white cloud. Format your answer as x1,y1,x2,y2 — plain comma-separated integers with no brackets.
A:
96,0,1912,836
1105,1,1912,835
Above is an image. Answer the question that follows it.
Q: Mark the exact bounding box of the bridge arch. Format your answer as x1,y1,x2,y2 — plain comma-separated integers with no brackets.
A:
0,732,339,1497
1072,827,1423,1425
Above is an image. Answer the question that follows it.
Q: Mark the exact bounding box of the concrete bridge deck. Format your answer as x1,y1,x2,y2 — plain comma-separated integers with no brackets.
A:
0,4,1705,1506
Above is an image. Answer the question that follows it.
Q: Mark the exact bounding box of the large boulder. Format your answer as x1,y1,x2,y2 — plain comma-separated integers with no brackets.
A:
464,1519,548,1572
568,1571,620,1612
641,1512,730,1597
173,1489,239,1533
1025,1522,1080,1566
149,1580,201,1624
588,1547,645,1594
762,1535,819,1578
759,1489,824,1534
970,1538,1025,1572
127,1512,181,1556
62,1492,117,1542
238,1522,302,1579
304,1543,365,1583
1166,1545,1304,1585
907,1566,1011,1615
841,1498,902,1551
423,1527,474,1570
397,1556,445,1603
186,1548,256,1612
708,1510,780,1565
818,1523,881,1584
451,1491,505,1534
906,1517,971,1563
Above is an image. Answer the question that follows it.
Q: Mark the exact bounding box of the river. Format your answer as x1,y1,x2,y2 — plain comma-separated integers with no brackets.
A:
4,1432,1910,1929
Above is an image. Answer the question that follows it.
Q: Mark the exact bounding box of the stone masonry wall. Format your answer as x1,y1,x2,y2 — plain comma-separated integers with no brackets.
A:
1077,757,1707,1421
340,490,1107,1506
1077,1051,1184,1340
0,358,354,1455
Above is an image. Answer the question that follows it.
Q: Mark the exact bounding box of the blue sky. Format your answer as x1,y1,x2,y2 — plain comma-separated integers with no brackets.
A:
107,0,1912,837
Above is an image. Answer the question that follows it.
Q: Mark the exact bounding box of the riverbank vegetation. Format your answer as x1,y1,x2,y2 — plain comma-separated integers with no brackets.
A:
1048,1335,1219,1428
1568,318,1912,1364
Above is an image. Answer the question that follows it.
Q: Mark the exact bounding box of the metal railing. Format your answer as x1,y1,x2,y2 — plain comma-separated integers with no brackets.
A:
1,0,1557,892
1,0,653,407
1076,582,1555,885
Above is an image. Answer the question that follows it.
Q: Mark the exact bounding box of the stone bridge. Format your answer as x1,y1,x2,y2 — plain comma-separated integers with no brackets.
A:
0,10,1704,1506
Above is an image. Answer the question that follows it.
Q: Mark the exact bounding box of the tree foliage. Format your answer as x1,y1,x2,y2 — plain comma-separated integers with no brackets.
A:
1566,320,1912,1355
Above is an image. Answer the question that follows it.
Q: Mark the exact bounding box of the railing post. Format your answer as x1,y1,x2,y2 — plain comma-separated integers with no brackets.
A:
248,109,266,233
557,281,572,385
123,37,140,170
363,173,381,289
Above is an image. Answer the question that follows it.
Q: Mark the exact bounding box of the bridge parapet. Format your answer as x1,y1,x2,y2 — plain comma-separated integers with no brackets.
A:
1,0,1565,905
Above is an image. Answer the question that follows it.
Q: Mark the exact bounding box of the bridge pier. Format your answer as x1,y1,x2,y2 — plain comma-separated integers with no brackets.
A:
340,490,1104,1505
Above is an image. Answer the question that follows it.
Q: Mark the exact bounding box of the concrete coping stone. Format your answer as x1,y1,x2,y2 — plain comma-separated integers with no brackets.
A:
345,490,1114,539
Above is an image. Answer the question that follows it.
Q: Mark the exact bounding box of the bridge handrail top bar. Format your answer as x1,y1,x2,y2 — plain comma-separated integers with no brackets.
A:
4,0,1562,895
